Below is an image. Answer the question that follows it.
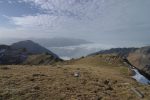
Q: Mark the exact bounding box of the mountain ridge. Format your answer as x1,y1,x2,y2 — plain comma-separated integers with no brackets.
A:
0,40,61,65
89,46,150,79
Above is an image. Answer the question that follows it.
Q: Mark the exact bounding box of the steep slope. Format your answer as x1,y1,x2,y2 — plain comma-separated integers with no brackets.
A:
88,46,150,79
128,46,150,78
0,40,61,65
11,40,58,57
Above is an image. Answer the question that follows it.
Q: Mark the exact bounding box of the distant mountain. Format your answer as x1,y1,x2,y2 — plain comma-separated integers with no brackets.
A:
11,40,58,56
89,48,138,57
33,37,92,47
0,40,61,65
0,37,92,47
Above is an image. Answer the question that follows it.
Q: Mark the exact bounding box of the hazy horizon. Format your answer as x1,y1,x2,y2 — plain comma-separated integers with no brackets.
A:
0,37,148,59
0,37,148,48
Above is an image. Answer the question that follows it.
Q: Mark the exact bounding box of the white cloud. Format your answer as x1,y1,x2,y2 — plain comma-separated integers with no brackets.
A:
9,13,84,34
5,0,150,44
10,0,122,31
10,14,58,28
7,0,13,4
20,0,106,19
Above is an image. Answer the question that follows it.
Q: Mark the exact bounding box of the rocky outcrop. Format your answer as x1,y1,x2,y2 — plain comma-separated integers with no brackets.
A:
128,46,150,78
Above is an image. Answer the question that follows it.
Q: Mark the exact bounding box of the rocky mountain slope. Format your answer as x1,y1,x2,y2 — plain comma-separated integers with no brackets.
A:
0,40,61,65
89,46,150,79
128,46,150,78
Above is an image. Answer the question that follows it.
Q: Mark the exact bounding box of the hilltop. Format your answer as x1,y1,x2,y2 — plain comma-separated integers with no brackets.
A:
0,40,61,65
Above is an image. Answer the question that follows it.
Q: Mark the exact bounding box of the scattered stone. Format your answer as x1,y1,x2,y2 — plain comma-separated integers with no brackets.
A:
74,72,80,77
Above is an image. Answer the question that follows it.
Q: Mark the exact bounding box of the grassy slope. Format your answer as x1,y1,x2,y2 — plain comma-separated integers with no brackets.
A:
0,54,150,100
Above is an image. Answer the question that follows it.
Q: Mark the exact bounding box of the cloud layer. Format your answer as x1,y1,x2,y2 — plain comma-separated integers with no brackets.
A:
10,0,128,30
0,0,150,46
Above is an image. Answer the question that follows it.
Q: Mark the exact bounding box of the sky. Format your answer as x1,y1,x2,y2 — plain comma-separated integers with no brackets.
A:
0,0,150,46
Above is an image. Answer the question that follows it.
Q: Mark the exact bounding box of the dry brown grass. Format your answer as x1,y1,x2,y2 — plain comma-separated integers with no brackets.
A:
0,55,150,100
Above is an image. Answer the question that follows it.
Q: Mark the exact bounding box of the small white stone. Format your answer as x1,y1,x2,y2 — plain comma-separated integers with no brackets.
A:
74,72,80,77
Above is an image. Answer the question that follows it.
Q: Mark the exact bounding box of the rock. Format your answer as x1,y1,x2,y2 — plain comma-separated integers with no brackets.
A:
74,72,80,77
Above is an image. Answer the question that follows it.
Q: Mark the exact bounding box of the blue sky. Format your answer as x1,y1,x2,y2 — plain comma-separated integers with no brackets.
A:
0,0,150,46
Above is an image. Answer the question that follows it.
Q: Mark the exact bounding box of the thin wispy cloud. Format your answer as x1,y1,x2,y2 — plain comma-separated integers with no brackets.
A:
9,0,127,30
10,14,58,28
0,0,150,46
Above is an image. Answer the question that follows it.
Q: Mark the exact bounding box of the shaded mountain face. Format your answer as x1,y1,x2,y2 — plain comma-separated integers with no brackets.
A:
0,40,61,65
128,46,150,77
11,40,58,57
